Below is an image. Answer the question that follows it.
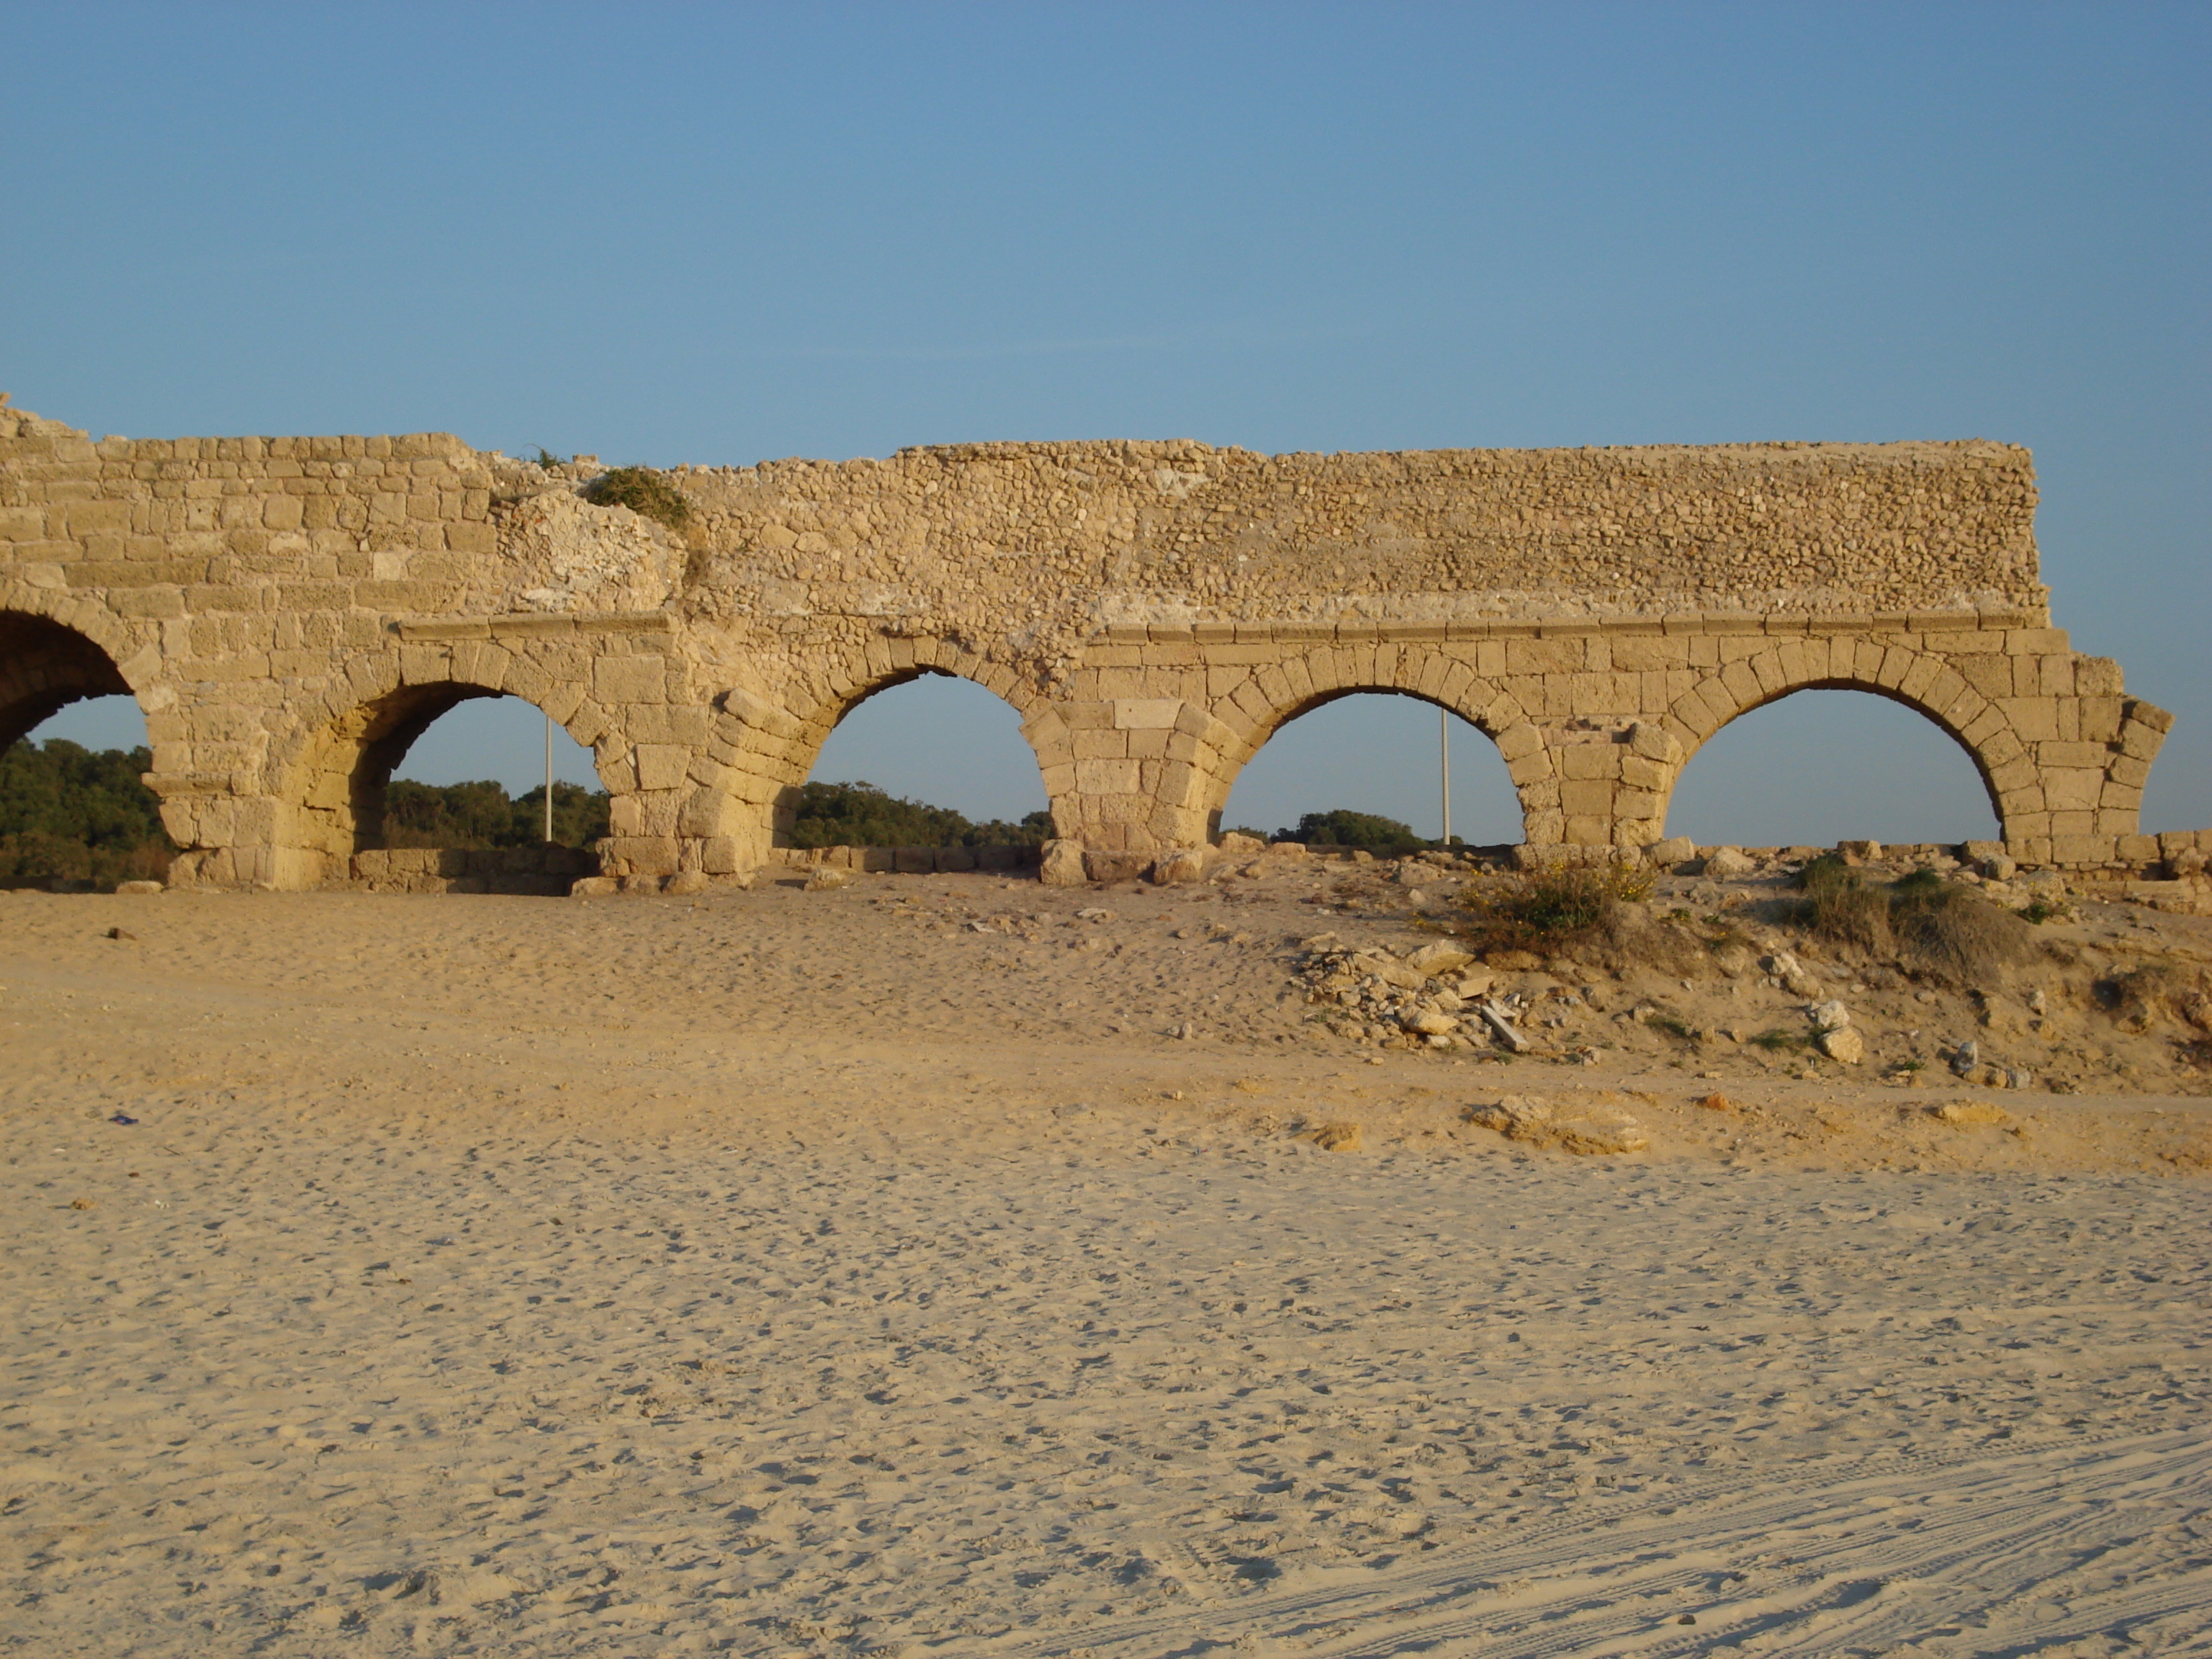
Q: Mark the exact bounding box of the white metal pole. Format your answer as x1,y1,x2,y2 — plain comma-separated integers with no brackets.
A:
544,714,554,844
1439,706,1452,846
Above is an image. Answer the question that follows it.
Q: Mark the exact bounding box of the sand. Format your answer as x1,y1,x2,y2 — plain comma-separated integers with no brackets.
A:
5,866,2211,1655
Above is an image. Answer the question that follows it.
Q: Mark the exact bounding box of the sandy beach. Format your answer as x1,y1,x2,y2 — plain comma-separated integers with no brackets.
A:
6,864,2212,1655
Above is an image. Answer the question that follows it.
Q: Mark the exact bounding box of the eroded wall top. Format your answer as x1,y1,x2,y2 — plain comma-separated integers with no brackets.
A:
0,403,2048,715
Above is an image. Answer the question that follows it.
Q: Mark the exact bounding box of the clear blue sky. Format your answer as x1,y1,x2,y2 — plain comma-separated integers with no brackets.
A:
8,1,2205,845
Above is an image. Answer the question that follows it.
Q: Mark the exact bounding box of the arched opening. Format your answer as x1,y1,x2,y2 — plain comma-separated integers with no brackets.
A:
1220,692,1523,847
1666,688,2000,848
290,683,607,889
786,670,1051,852
0,611,167,888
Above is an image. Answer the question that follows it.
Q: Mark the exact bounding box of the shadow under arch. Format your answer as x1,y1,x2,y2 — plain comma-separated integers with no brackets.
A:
0,608,137,753
279,678,611,881
773,663,1051,845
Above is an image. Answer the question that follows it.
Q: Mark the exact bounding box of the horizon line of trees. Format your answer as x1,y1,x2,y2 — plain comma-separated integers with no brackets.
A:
3,736,1470,891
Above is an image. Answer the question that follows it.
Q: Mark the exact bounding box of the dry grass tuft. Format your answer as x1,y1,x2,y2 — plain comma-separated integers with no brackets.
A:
2100,963,2212,1035
1452,863,1655,961
1791,859,2033,985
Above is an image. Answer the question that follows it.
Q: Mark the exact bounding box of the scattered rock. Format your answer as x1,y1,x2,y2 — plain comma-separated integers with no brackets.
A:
113,880,163,896
1040,839,1089,886
1837,839,1882,863
68,1197,93,1210
1646,835,1697,867
1817,1026,1866,1064
804,866,854,891
1306,1121,1363,1152
570,876,621,897
104,926,136,942
1075,907,1114,922
1702,847,1755,880
1807,999,1852,1033
1695,1091,1738,1112
1402,1008,1460,1038
1463,1094,1648,1155
1473,999,1532,1053
664,870,709,896
1950,1039,1980,1076
1932,1100,2012,1127
1215,832,1266,854
1149,848,1206,886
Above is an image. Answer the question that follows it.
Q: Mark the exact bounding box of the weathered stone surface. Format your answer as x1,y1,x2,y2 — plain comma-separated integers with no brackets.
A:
1645,835,1697,868
113,880,163,895
1083,849,1152,884
802,866,853,891
0,401,2180,888
1148,848,1206,885
1464,1094,1648,1155
1702,847,1755,880
1808,999,1853,1033
1039,840,1088,887
1817,1026,1866,1064
1406,942,1475,978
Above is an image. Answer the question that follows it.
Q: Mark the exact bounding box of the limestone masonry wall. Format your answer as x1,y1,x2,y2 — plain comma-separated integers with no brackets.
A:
0,399,2179,889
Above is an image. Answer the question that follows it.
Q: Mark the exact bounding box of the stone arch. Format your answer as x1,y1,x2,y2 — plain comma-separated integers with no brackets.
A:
1659,640,2020,837
678,639,1051,870
0,587,156,754
1201,644,1551,842
268,643,623,887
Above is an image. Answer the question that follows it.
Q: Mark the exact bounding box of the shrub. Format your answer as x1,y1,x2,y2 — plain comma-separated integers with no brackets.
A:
1452,862,1655,957
1790,859,2032,984
381,778,609,850
580,465,693,532
0,739,175,888
787,780,1053,850
1889,879,2033,984
1280,809,1420,848
1795,855,1894,954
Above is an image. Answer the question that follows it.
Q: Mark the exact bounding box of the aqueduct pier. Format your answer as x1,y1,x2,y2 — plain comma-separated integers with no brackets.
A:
0,400,2182,889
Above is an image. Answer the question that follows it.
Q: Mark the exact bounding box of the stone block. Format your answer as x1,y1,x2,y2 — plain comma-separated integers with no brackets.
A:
593,655,670,706
1084,849,1151,883
632,744,691,791
1040,840,1088,886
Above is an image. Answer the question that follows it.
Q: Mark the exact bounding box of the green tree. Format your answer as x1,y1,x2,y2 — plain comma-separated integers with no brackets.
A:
1280,808,1421,848
0,738,176,887
381,778,610,850
788,780,1053,848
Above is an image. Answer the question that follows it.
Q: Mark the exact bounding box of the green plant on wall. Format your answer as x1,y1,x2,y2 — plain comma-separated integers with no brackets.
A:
581,466,693,533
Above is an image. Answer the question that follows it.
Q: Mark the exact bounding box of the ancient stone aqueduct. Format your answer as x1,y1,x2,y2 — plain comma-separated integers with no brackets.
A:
0,397,2188,891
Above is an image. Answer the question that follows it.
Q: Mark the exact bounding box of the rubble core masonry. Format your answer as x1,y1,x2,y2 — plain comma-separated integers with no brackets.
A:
0,401,2177,888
